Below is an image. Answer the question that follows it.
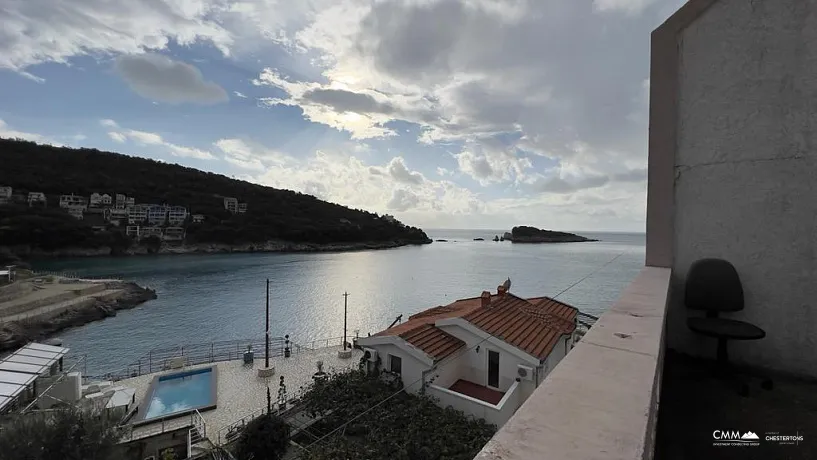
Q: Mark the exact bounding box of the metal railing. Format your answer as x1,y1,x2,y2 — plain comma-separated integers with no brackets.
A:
215,385,310,446
85,335,357,382
30,270,125,281
119,412,196,442
577,311,599,329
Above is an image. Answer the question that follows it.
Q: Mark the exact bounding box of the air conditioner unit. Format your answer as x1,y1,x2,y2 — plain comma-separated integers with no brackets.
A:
363,348,378,362
517,365,534,382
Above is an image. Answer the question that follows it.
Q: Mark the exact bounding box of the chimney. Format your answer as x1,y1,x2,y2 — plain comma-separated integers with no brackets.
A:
497,285,507,297
480,291,492,308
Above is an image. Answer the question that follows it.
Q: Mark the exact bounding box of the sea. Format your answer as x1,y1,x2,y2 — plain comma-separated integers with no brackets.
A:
32,229,645,375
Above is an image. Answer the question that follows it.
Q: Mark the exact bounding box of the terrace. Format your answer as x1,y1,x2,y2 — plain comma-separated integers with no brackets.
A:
472,0,817,459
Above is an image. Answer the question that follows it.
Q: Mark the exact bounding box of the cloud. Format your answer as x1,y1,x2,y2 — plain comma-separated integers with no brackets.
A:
0,0,233,74
593,0,660,15
101,119,215,160
214,138,292,171
0,119,51,143
114,54,228,104
234,91,248,98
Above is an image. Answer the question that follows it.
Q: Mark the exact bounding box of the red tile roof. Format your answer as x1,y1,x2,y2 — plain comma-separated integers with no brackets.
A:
372,288,578,362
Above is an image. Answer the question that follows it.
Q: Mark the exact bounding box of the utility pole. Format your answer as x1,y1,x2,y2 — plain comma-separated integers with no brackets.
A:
343,292,349,351
265,278,270,369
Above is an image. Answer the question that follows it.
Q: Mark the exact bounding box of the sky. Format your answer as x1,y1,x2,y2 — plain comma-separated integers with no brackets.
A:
0,0,688,232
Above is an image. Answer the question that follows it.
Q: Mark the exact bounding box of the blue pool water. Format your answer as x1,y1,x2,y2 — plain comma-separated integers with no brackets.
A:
143,367,216,421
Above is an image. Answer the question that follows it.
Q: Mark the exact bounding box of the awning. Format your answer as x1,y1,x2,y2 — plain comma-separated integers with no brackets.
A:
0,342,70,412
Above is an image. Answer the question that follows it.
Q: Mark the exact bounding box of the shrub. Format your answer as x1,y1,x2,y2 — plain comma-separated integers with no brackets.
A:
234,413,290,460
0,405,124,460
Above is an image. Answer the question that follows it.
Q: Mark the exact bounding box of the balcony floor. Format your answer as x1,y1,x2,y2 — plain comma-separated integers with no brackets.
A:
449,379,504,405
655,349,817,460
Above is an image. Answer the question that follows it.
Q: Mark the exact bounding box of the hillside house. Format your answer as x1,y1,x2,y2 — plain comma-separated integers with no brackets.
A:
163,227,185,241
192,214,205,224
357,280,579,428
223,197,238,213
128,205,148,225
105,208,129,224
126,226,140,238
66,206,85,220
167,206,188,225
140,227,163,239
59,194,88,210
147,205,168,225
90,193,113,207
0,186,11,205
237,202,248,214
27,192,46,207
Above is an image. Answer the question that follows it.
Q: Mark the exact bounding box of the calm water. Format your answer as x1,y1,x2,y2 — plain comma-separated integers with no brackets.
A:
34,230,645,374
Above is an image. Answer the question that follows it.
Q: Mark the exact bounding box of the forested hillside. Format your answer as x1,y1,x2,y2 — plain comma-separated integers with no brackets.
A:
0,138,430,252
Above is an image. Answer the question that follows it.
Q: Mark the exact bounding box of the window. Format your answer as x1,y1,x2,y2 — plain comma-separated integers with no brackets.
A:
487,350,500,388
389,354,402,375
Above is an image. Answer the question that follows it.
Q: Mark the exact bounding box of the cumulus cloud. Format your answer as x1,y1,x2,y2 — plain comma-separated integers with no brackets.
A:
0,0,682,230
115,54,228,104
101,119,215,160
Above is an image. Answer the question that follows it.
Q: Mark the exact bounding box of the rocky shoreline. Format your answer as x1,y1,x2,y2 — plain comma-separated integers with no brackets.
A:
0,282,157,352
1,238,432,261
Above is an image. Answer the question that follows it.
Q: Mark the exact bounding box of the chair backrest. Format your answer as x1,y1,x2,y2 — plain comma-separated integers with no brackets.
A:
684,258,744,312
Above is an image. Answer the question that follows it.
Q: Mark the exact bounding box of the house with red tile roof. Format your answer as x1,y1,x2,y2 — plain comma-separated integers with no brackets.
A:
357,279,579,428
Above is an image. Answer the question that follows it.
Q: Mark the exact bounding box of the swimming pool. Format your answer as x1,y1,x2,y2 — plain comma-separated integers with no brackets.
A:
135,366,218,424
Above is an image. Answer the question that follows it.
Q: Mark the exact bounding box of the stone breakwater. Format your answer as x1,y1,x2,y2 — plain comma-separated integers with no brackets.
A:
0,281,157,352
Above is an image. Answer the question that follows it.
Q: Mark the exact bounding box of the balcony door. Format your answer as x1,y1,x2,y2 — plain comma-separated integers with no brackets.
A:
487,349,500,389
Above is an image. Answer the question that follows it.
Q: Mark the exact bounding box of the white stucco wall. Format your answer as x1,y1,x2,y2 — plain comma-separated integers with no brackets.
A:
670,0,817,376
367,343,428,394
437,324,533,392
426,380,521,428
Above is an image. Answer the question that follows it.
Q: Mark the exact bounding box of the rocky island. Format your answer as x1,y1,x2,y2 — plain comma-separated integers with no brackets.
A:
508,226,598,243
0,138,431,263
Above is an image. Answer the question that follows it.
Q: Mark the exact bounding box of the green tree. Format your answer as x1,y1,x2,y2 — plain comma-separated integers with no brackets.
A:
234,413,290,460
0,405,124,460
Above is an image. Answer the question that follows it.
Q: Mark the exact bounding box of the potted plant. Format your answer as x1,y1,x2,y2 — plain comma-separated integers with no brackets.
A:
277,376,287,411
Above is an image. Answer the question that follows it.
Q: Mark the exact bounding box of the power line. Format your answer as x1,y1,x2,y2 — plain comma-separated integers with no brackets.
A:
296,252,625,457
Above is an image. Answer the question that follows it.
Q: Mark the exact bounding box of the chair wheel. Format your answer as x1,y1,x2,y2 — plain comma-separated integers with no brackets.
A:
739,383,750,397
762,379,774,391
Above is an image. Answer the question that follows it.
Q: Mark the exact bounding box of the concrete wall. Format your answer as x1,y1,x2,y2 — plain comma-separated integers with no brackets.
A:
474,267,671,460
437,324,530,392
427,380,520,428
668,0,817,376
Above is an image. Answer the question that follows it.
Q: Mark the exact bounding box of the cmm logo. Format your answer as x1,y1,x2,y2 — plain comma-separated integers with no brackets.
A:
713,430,760,446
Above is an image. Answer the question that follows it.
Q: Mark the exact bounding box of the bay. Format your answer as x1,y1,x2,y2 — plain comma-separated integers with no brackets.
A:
32,230,645,375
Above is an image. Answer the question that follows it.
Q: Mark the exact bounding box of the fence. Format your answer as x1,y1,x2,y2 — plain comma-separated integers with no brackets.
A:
215,385,310,445
86,335,356,382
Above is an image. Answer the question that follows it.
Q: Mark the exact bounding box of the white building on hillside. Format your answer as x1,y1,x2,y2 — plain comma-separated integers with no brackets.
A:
237,202,248,214
0,186,11,205
357,280,579,428
147,206,169,225
60,194,88,210
90,193,113,207
167,206,188,225
128,205,148,224
66,206,85,220
224,197,238,213
27,192,46,207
